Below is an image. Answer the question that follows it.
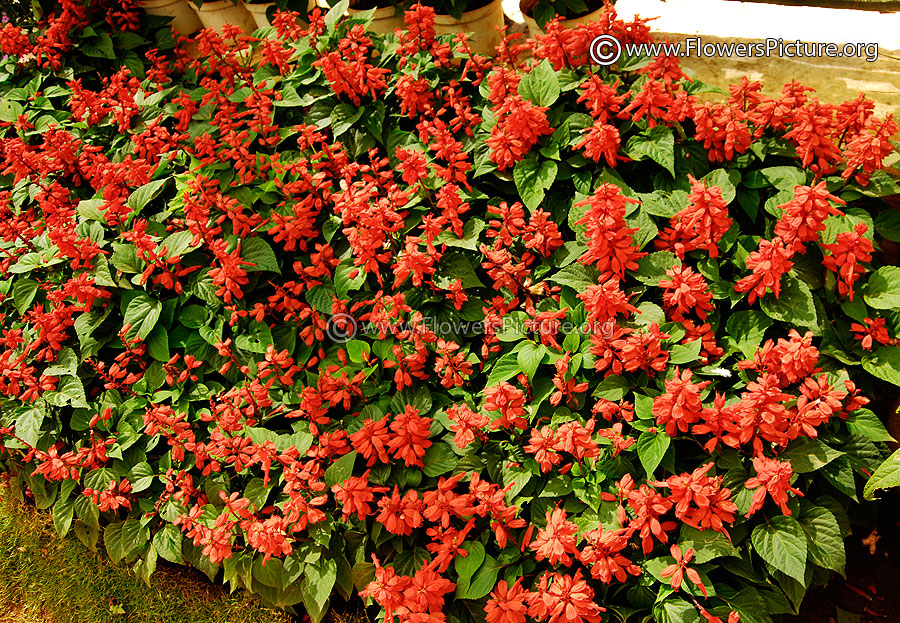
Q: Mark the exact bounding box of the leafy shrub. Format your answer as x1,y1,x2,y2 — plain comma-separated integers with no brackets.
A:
1,2,900,623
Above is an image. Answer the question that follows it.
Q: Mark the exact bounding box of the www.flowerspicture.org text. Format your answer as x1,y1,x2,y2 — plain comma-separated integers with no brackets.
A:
589,34,880,65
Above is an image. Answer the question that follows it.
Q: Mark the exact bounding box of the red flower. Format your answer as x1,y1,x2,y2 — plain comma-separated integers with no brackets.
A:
575,121,621,167
842,115,899,186
574,183,646,279
851,317,891,350
360,555,412,623
403,562,455,615
690,101,752,162
578,525,641,583
660,545,706,597
377,486,425,535
350,415,392,466
653,368,710,437
744,456,803,517
784,98,841,176
422,473,476,528
822,222,873,301
734,237,794,305
526,570,605,623
530,507,580,566
331,471,387,521
577,75,627,122
525,426,562,473
793,374,846,437
446,403,489,449
484,382,529,430
656,175,732,259
627,484,676,554
659,463,737,534
659,265,714,322
578,277,639,325
773,182,845,254
244,516,292,564
386,406,433,467
486,579,529,623
737,329,820,387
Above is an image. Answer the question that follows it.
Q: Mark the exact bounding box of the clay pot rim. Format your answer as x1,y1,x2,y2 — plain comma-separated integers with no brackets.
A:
432,0,503,25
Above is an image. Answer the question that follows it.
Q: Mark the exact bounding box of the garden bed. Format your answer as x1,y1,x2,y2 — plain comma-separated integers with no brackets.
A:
2,3,900,623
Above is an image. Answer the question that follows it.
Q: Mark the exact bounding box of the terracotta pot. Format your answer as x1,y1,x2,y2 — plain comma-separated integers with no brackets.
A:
348,5,407,34
314,0,407,35
139,0,203,34
433,0,505,57
194,0,258,32
520,0,607,38
243,1,275,28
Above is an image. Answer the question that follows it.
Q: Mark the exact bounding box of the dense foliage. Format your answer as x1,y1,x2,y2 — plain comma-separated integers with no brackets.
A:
2,2,900,623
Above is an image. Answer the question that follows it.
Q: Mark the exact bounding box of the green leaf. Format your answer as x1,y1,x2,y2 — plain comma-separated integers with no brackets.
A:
518,59,560,107
760,275,819,333
147,325,170,361
111,244,143,273
105,519,149,565
325,451,357,488
668,339,702,365
548,263,599,290
12,278,39,313
864,266,900,309
159,230,195,259
485,350,521,388
514,156,558,211
302,558,337,623
626,126,675,175
636,429,670,478
463,554,501,600
846,408,894,442
702,169,739,204
862,346,900,387
654,598,701,623
423,442,458,477
758,166,807,192
875,209,900,242
637,190,688,218
593,375,631,401
178,305,208,329
52,496,75,538
751,516,807,583
455,541,486,598
632,251,679,285
779,438,842,473
799,506,845,575
324,0,349,31
241,238,280,273
516,342,546,380
435,252,484,290
153,523,184,565
128,178,168,214
331,103,363,136
679,526,739,564
123,293,162,341
334,260,366,299
244,478,271,510
15,406,44,447
726,311,773,358
863,447,900,500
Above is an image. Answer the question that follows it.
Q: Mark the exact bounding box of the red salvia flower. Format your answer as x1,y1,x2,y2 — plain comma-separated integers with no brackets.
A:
822,222,874,301
744,456,803,517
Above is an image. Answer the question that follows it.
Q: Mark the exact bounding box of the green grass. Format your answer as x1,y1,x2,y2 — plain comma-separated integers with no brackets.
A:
0,487,295,623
